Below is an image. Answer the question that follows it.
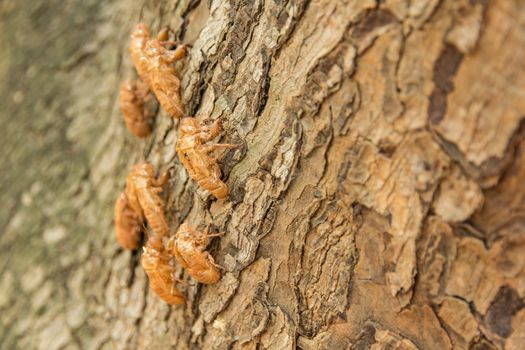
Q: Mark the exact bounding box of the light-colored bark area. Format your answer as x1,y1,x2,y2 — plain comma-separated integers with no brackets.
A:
1,0,524,349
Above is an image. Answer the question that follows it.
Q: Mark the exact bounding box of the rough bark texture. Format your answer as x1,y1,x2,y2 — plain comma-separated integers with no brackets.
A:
1,0,524,349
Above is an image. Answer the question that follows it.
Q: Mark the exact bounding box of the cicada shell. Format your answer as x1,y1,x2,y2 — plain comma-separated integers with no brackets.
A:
119,78,152,138
125,162,170,250
141,245,185,305
168,223,221,284
176,117,238,199
129,23,186,119
114,192,144,250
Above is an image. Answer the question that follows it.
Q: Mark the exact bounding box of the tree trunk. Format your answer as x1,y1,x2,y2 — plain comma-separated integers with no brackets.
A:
1,0,525,349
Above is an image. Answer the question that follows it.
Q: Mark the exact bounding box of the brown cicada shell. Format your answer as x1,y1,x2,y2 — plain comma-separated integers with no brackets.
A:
176,117,238,199
141,245,185,305
129,23,187,119
119,78,152,138
125,162,170,250
167,223,222,284
114,191,144,250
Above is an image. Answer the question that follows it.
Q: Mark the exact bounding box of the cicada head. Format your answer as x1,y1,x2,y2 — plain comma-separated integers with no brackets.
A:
133,162,156,178
141,246,160,269
179,117,199,135
131,23,151,42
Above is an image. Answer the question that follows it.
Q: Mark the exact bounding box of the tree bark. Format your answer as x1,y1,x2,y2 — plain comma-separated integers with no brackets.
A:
1,0,525,349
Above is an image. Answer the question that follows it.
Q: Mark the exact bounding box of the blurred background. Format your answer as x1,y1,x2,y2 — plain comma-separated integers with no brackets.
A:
2,0,525,349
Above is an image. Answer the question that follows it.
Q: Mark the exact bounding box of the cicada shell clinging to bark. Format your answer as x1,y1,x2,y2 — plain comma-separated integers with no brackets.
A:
168,223,222,284
176,117,238,199
141,245,185,305
129,23,187,119
114,191,144,250
119,78,153,138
